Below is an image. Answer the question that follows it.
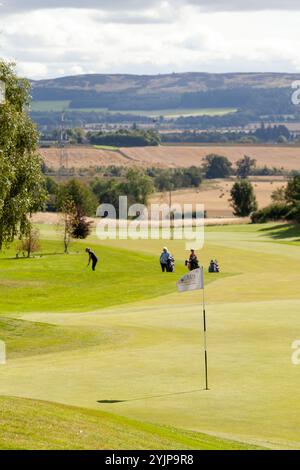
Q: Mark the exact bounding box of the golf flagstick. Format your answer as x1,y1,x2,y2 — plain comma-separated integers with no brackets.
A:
202,282,209,391
176,266,209,391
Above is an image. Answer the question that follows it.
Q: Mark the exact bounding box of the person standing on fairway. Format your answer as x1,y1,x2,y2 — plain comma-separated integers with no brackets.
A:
86,248,98,271
160,247,171,272
187,249,199,271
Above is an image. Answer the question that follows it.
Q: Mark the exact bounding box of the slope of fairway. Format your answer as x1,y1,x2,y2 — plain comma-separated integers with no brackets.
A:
0,223,299,449
0,240,188,314
0,396,260,450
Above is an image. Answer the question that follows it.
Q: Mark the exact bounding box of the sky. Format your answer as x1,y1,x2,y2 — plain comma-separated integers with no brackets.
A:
1,1,300,79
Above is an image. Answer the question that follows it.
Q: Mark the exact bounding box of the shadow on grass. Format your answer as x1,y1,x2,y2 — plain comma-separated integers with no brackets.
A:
1,252,78,261
97,389,205,404
259,223,300,241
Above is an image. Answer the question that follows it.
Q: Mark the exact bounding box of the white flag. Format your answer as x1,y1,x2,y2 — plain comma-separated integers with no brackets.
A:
176,268,204,293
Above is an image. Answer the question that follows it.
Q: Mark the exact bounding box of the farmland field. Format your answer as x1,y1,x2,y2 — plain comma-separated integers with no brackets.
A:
30,100,71,112
122,145,300,170
40,145,300,171
30,101,236,117
0,222,299,449
97,108,237,118
150,178,288,217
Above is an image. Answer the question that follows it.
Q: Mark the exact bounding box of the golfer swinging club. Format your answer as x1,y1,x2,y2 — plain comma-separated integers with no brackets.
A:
85,248,98,271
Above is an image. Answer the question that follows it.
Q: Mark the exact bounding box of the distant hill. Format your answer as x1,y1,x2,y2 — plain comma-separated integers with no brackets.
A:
30,72,299,110
31,72,300,95
31,73,300,129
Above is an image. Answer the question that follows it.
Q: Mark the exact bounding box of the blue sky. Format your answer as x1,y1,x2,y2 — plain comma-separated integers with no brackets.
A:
1,1,300,78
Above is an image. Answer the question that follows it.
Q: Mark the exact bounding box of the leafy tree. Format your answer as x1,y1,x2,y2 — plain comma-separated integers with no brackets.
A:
203,154,233,179
121,169,155,205
236,156,256,179
57,179,98,216
230,180,258,217
70,208,93,239
286,204,300,223
151,167,202,191
0,61,46,249
91,178,122,209
285,175,300,205
65,128,85,144
45,176,59,212
252,176,300,224
91,169,154,214
153,169,173,192
285,175,300,223
251,204,290,224
271,186,286,203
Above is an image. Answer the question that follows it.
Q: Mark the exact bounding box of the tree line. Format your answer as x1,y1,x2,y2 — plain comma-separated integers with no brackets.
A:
88,129,160,147
161,123,293,144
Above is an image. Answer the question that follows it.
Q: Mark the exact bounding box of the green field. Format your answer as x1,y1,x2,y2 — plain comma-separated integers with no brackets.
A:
30,101,236,118
94,145,120,151
0,222,299,449
30,100,71,112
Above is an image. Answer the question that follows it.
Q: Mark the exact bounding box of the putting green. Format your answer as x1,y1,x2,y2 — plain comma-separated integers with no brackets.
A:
0,223,299,449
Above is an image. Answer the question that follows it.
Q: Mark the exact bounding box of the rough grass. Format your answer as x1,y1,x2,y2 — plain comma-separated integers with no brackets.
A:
0,396,261,450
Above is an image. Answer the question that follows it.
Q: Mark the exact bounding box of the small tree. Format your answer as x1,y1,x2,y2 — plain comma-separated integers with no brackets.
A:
18,227,40,258
203,154,232,179
230,180,258,217
60,198,76,254
236,156,256,179
70,209,93,239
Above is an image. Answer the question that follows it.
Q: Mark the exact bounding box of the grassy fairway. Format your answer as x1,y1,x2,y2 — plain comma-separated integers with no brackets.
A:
0,222,299,449
0,239,187,314
0,396,260,450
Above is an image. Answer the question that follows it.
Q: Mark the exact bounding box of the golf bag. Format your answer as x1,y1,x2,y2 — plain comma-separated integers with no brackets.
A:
167,256,175,272
209,260,220,273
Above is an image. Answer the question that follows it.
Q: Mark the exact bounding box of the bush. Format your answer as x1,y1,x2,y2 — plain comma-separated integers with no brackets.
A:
71,209,93,239
17,228,41,258
287,204,300,223
251,203,290,223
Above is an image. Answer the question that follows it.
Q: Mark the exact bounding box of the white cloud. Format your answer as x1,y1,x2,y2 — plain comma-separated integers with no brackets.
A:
1,5,300,78
3,0,300,14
